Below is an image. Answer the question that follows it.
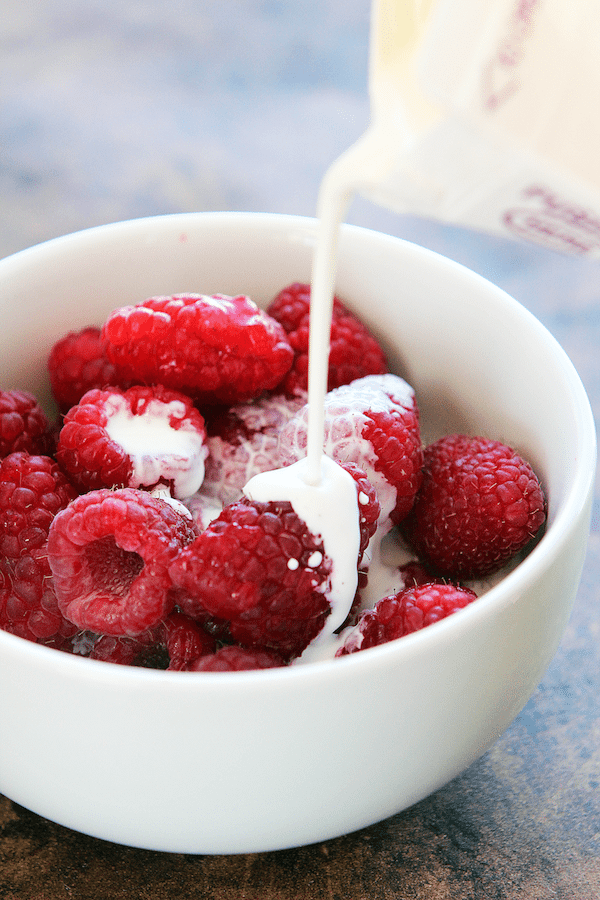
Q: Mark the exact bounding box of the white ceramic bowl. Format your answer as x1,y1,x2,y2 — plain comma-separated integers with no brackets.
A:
0,213,595,854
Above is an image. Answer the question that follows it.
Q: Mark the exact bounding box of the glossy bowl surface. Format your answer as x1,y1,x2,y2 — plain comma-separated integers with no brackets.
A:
0,212,595,853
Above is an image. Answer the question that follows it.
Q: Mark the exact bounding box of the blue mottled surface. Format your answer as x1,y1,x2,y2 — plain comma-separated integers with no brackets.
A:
1,2,599,896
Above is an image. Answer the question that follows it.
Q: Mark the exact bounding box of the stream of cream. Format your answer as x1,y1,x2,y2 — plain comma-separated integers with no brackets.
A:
245,1,429,658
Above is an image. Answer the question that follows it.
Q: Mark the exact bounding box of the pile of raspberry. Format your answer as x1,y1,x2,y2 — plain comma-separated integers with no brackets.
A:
0,283,547,671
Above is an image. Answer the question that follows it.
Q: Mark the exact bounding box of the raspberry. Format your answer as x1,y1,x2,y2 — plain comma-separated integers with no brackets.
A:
279,374,423,524
87,630,165,667
0,390,55,458
48,326,118,413
169,498,333,658
101,294,294,405
162,609,217,670
186,645,286,671
202,392,305,506
81,608,216,668
0,452,78,642
47,487,197,636
337,582,478,654
351,536,437,619
56,385,208,498
267,282,388,397
170,461,378,659
402,434,547,579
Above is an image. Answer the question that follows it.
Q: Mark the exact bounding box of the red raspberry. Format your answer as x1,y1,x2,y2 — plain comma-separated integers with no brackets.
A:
162,609,217,670
337,582,478,654
202,392,305,506
186,645,285,671
47,488,197,636
56,385,208,497
170,462,379,659
48,326,118,413
169,498,333,658
101,294,294,405
279,374,423,524
267,282,388,397
0,452,78,642
87,630,165,667
0,390,55,458
75,610,215,669
402,434,547,579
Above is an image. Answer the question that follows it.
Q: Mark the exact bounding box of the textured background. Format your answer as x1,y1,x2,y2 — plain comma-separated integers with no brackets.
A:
1,2,599,897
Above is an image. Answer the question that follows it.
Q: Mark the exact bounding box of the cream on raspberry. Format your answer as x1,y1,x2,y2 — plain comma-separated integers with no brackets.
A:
202,392,305,506
244,454,362,655
278,373,419,526
103,393,208,499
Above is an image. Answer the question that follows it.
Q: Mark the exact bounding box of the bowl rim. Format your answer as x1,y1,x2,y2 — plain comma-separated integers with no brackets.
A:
0,210,596,687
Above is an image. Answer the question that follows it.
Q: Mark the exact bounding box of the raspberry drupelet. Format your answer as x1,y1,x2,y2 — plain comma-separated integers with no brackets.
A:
47,487,198,637
267,282,389,397
101,293,294,405
402,434,547,579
